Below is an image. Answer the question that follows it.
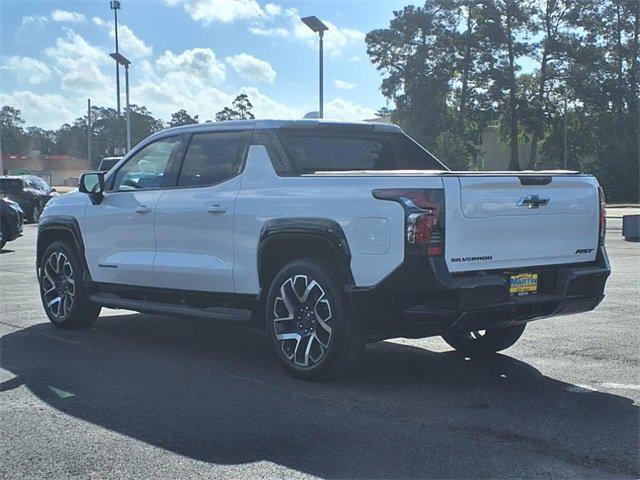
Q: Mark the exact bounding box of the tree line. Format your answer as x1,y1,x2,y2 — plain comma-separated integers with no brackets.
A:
0,94,255,169
366,0,639,202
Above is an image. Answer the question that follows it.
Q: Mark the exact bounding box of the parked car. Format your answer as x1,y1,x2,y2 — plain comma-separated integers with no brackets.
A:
0,196,24,250
36,120,610,380
98,157,122,172
0,175,58,223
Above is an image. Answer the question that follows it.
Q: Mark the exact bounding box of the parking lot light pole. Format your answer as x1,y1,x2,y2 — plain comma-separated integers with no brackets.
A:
301,16,328,119
87,99,92,167
125,63,131,151
110,1,122,115
110,52,131,151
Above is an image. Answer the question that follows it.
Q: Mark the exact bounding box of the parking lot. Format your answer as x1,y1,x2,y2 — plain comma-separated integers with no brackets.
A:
0,222,638,479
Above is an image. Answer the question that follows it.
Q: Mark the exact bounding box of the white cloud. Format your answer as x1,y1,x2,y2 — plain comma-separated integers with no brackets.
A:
238,86,302,119
133,80,232,120
110,25,153,58
51,10,87,24
60,65,111,100
325,98,376,121
45,29,109,69
44,30,112,100
248,7,364,58
1,56,52,85
156,48,226,84
0,91,76,130
226,53,276,83
21,15,49,27
91,18,152,59
248,26,289,36
333,79,357,91
165,0,264,25
264,3,282,16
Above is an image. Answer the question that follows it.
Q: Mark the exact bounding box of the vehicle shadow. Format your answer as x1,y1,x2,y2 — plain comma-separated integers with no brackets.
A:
1,313,638,479
0,249,15,254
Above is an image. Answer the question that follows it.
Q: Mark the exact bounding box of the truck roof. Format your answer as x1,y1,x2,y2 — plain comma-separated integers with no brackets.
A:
160,119,403,136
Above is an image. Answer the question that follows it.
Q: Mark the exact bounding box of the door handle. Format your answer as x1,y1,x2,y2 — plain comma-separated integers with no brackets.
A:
206,204,227,214
134,205,152,214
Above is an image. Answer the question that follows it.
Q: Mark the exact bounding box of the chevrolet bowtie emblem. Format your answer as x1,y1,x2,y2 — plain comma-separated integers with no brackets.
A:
517,195,550,209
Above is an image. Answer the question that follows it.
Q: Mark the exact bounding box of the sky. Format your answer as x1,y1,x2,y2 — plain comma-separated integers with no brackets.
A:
0,0,410,130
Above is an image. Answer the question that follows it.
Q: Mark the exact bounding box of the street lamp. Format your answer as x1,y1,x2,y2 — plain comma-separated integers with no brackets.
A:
110,52,131,151
301,16,328,119
110,0,122,115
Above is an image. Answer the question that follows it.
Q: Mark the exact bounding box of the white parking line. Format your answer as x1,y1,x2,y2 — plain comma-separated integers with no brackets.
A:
565,383,640,393
565,384,599,393
599,383,640,391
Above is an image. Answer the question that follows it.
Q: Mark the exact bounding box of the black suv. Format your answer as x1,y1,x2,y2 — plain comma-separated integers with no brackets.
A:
0,175,58,223
0,197,23,249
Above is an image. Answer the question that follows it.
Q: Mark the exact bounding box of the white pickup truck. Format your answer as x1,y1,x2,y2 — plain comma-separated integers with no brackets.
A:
37,120,610,379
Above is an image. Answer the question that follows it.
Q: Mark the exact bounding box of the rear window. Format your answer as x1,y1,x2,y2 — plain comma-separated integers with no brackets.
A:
0,178,24,193
278,128,446,173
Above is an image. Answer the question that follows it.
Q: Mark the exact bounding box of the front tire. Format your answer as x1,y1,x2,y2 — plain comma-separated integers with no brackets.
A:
0,217,6,250
30,204,41,223
441,324,526,356
39,240,101,329
265,258,364,380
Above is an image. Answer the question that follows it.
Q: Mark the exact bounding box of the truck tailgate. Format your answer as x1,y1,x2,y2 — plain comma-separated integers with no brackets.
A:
443,175,599,272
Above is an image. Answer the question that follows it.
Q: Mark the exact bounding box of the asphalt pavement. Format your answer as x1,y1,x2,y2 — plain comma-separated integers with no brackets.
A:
0,223,638,479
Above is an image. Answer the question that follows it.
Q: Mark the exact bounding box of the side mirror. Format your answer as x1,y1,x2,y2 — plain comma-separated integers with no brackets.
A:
51,187,57,193
79,172,106,205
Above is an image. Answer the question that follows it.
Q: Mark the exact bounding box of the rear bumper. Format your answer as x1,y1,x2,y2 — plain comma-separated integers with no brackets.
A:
1,205,24,242
349,247,611,339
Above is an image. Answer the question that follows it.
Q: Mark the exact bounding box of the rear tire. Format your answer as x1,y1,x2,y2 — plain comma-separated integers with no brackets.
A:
39,240,101,329
265,258,364,380
441,324,526,356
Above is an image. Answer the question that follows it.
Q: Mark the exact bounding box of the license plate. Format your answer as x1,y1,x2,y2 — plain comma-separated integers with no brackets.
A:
509,273,538,295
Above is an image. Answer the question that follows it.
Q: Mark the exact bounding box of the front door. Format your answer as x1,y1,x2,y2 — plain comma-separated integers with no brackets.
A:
153,130,250,293
82,136,183,287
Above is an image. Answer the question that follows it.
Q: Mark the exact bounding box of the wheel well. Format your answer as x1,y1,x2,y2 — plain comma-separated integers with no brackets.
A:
37,228,77,267
258,235,353,295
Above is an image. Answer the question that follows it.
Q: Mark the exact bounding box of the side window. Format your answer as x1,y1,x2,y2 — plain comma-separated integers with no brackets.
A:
177,131,249,187
35,178,50,191
252,130,293,175
112,137,181,191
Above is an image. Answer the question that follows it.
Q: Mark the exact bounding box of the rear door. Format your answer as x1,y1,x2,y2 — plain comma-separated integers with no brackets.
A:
443,175,599,272
153,130,250,293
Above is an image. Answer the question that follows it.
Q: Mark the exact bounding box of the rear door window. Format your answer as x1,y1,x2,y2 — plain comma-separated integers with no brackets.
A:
278,128,446,173
177,131,250,187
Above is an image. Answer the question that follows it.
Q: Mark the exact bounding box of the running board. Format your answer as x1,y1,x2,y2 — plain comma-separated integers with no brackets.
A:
89,292,253,323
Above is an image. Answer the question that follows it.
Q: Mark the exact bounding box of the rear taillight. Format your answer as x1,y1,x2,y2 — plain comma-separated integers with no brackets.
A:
598,186,606,246
373,189,445,256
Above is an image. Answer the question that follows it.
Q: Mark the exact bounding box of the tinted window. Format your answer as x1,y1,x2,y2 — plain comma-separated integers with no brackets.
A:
0,178,24,193
279,129,446,173
32,177,50,191
177,131,249,187
112,137,181,191
99,158,119,171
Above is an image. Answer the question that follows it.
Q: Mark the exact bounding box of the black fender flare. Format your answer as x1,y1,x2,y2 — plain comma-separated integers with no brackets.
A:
257,217,354,288
37,215,92,283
